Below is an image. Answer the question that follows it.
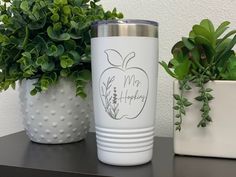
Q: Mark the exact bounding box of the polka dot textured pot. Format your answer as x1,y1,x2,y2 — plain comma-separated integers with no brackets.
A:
19,78,92,144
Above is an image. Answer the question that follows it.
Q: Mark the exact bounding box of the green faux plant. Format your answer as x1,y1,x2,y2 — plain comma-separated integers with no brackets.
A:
160,19,236,131
0,0,123,98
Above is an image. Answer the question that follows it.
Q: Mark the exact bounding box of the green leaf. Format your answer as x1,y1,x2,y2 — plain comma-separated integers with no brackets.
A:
206,116,212,122
22,52,31,59
64,39,76,50
206,94,214,100
28,18,47,30
20,1,29,11
195,96,203,101
223,35,236,53
216,50,234,68
41,61,55,72
56,45,65,57
70,21,79,29
176,126,181,131
30,88,37,96
47,26,58,40
76,90,87,99
194,35,212,48
173,106,179,110
174,58,191,80
51,13,60,22
173,94,181,100
58,33,70,41
78,70,91,81
60,55,74,68
216,35,236,66
53,22,62,31
69,32,82,40
0,14,9,24
184,84,192,90
175,114,181,118
47,26,70,41
175,122,180,125
216,38,231,54
183,101,192,107
221,55,236,79
63,5,71,15
200,19,215,33
54,0,68,5
193,25,214,44
180,109,186,115
217,30,236,46
205,88,213,92
36,55,47,65
182,37,194,50
198,122,207,127
171,41,184,54
40,79,49,91
189,30,196,39
47,44,57,56
47,44,64,57
68,50,80,62
11,82,16,90
60,68,70,77
159,61,177,78
203,105,210,112
215,21,230,38
117,13,124,19
0,0,123,96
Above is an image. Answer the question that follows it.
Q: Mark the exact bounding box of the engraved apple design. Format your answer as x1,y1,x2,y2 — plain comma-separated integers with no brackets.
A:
99,49,149,120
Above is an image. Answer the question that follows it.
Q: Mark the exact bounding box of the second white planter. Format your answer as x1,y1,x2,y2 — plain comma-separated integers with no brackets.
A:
174,80,236,158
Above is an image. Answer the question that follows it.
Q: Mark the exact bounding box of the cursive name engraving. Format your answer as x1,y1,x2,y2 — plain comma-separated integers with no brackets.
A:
124,75,141,87
118,90,146,104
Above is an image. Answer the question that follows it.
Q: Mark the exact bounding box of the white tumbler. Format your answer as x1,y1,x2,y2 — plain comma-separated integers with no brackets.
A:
91,20,158,166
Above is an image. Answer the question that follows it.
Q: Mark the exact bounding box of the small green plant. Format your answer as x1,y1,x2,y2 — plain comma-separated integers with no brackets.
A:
0,0,123,98
160,19,236,131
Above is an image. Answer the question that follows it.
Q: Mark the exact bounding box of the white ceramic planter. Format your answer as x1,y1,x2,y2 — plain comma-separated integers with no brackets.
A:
174,80,236,158
19,78,92,144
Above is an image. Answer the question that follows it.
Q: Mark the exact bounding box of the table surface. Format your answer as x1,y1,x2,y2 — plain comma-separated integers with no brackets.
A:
0,132,236,177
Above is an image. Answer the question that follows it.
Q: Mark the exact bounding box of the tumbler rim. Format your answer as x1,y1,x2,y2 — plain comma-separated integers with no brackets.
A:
92,19,158,27
91,19,158,38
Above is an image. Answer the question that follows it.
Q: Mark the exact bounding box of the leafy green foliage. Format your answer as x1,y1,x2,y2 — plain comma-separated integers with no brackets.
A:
0,0,123,97
174,78,192,131
160,19,236,130
192,75,213,127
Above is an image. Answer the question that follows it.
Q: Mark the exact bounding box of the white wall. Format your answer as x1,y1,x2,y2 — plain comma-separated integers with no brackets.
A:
0,86,24,137
0,0,236,137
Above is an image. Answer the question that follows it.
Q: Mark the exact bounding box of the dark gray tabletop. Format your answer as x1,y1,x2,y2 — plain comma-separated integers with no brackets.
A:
0,132,236,177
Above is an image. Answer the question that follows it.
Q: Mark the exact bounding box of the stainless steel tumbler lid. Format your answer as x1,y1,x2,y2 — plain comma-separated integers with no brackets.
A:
91,19,158,38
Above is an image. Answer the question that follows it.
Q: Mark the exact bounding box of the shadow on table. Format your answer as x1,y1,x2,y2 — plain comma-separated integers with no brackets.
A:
96,137,174,177
22,136,174,177
23,141,155,177
96,161,154,177
174,155,236,177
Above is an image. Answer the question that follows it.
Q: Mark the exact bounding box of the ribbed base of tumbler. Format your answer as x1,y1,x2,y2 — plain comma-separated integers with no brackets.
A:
95,126,154,166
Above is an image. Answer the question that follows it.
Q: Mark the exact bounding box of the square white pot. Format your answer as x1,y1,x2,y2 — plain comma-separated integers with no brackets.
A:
174,80,236,158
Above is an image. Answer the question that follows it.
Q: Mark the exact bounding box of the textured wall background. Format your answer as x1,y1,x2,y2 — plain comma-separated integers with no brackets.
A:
0,0,236,137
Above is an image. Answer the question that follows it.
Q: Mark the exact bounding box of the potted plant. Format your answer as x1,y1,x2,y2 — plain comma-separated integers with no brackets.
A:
0,0,123,144
160,19,236,158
